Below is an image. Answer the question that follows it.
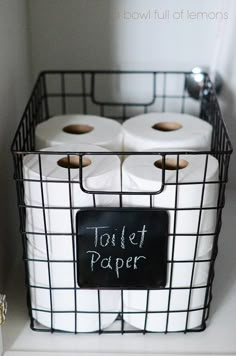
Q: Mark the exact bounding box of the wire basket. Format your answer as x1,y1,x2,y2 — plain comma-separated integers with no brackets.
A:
11,70,232,334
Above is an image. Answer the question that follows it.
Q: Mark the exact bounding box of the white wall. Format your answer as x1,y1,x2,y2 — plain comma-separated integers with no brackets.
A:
28,0,236,186
28,0,234,71
0,0,31,292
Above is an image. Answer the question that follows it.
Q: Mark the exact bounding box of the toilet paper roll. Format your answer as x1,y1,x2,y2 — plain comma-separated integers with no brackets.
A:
122,153,219,262
123,112,212,151
35,114,123,151
24,144,121,235
121,153,218,331
29,259,120,332
24,143,121,332
123,287,208,332
30,288,120,333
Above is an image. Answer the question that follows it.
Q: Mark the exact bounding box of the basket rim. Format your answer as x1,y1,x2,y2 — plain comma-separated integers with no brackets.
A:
10,70,233,155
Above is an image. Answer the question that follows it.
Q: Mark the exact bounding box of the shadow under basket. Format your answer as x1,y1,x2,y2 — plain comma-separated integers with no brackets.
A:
11,70,233,334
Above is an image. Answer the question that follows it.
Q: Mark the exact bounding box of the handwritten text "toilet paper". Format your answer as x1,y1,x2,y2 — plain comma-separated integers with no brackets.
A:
85,225,148,278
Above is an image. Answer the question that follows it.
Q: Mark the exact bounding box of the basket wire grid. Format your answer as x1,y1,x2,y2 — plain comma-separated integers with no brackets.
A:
11,71,232,334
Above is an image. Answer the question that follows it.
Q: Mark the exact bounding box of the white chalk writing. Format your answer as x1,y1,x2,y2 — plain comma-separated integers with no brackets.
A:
85,225,148,279
86,251,147,278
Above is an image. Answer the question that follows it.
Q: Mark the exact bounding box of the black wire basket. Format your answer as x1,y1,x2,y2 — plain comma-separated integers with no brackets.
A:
11,70,232,334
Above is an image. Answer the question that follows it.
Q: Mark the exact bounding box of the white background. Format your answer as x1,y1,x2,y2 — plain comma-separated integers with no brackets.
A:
0,0,236,353
27,0,236,187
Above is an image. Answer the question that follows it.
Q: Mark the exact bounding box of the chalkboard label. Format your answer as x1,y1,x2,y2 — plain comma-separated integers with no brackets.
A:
76,208,168,289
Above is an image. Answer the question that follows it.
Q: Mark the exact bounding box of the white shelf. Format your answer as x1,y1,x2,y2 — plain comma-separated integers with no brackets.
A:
2,189,236,355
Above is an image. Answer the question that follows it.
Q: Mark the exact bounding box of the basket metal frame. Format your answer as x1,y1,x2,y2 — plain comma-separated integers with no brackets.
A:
11,70,232,334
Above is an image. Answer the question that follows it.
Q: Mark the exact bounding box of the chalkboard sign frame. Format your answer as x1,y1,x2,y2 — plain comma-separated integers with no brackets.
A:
76,208,169,289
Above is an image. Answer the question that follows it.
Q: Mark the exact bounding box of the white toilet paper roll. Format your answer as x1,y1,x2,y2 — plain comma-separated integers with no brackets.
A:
24,144,121,235
121,153,218,331
122,153,218,262
123,112,212,151
30,287,120,333
35,114,123,151
24,144,121,332
123,287,208,332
